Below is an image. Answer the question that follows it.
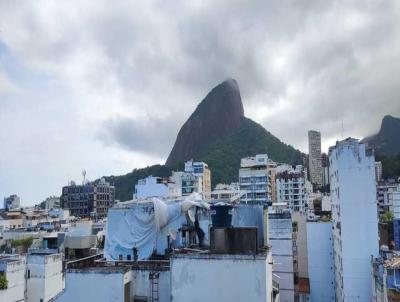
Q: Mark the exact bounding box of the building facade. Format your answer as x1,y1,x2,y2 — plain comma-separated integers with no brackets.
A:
0,255,26,302
308,130,323,186
330,138,379,301
239,154,270,204
43,196,60,210
184,160,211,196
306,220,335,301
269,209,295,302
276,165,310,213
62,178,115,218
375,161,383,182
27,252,64,302
134,176,179,199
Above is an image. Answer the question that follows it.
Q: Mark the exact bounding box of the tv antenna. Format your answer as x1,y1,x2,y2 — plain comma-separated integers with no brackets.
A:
341,119,344,139
82,170,86,185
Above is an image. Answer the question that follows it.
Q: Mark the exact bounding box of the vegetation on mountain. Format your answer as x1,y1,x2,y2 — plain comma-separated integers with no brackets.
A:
376,153,400,179
166,79,244,166
105,79,304,201
196,117,304,185
104,165,173,202
363,115,400,156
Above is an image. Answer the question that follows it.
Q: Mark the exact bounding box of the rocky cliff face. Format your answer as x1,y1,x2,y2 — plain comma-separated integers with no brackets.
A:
363,115,400,155
166,78,244,166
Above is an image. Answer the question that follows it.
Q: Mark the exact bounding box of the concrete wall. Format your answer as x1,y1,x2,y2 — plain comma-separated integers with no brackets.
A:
292,212,308,278
330,139,379,301
136,177,169,199
131,270,170,302
0,257,26,302
27,253,64,302
171,254,273,302
307,222,335,301
56,269,129,302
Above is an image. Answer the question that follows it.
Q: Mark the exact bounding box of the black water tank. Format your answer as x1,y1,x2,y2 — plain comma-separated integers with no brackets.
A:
210,204,233,228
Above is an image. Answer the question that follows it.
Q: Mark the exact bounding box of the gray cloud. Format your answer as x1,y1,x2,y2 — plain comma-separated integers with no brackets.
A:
98,115,176,157
0,0,400,203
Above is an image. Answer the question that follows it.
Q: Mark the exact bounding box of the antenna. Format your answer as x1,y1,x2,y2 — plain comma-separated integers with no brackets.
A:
341,119,344,139
82,170,86,185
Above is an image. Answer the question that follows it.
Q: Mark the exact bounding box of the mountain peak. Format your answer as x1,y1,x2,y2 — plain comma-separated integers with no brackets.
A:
221,78,239,90
363,115,400,156
166,79,244,166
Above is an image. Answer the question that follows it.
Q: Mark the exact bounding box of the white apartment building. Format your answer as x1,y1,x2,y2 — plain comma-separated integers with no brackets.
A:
0,252,64,302
308,130,323,186
184,160,211,195
330,138,379,301
0,255,26,302
389,185,400,219
377,181,398,214
210,183,246,201
276,165,310,213
133,161,211,199
134,176,180,199
27,252,64,302
239,154,270,204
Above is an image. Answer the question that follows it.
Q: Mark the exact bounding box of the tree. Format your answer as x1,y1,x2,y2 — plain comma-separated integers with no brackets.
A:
0,274,8,290
380,211,394,223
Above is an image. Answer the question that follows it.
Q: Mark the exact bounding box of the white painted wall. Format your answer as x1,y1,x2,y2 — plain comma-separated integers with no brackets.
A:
136,176,169,199
171,254,273,302
330,139,379,301
56,269,129,302
0,256,26,302
307,221,335,301
27,253,64,302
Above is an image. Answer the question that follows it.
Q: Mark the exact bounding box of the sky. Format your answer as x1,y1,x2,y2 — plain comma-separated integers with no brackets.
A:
1,0,400,205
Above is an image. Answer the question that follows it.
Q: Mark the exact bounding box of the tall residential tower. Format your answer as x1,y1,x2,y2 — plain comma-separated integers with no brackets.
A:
308,130,323,186
330,138,378,301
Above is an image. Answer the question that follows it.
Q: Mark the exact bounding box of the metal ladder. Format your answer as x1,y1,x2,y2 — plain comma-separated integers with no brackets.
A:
149,272,160,302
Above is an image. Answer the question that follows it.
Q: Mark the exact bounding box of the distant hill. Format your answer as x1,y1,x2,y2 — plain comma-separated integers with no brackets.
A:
104,165,173,202
362,115,400,156
195,117,303,185
106,79,304,201
363,115,400,179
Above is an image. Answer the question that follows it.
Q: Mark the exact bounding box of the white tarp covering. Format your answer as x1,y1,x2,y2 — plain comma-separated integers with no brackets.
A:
104,194,208,260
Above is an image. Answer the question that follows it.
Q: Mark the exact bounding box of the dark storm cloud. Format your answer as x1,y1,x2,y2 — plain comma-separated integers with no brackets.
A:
1,0,400,203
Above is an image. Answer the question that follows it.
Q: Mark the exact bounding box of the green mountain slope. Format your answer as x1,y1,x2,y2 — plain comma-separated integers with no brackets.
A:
103,79,305,201
196,117,304,185
363,115,400,179
363,115,400,156
104,165,173,201
106,117,304,201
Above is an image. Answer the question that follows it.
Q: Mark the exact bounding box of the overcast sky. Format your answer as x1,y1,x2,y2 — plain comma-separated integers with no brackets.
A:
1,0,400,205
